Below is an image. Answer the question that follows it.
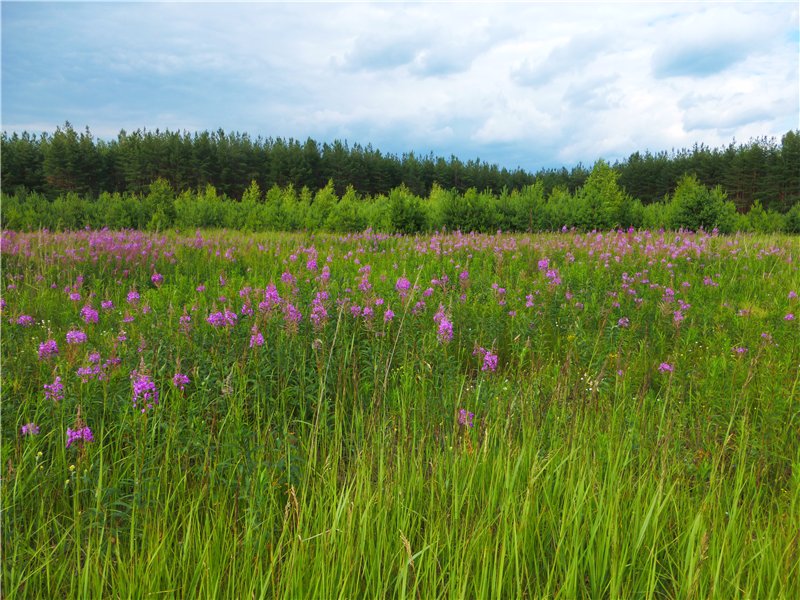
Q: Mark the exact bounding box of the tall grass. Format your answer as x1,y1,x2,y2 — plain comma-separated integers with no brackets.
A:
2,228,799,598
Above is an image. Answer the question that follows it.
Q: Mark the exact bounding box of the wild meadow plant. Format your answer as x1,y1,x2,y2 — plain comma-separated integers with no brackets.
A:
1,228,799,598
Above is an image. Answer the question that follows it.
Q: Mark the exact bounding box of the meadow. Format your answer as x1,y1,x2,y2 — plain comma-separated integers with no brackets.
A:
2,227,799,598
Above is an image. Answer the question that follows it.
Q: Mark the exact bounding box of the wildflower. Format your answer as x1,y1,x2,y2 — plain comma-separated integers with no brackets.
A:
259,284,282,312
658,362,674,373
69,291,82,302
249,329,264,348
172,372,190,391
38,339,59,360
66,329,87,345
77,364,106,383
789,290,798,299
283,303,302,330
16,314,34,326
395,277,411,296
434,307,454,343
44,376,64,401
101,300,114,310
785,313,795,321
457,409,475,428
66,426,94,448
281,271,296,287
733,346,748,355
131,371,159,413
80,305,99,324
474,346,498,372
384,308,395,323
196,284,206,293
21,423,40,436
207,309,237,328
151,272,163,286
310,291,329,330
617,317,630,328
126,290,140,304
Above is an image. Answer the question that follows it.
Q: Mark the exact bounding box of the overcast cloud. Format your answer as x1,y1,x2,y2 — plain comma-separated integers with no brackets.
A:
2,1,798,171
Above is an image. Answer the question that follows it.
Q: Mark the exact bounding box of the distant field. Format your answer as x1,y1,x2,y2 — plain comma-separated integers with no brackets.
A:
2,228,799,598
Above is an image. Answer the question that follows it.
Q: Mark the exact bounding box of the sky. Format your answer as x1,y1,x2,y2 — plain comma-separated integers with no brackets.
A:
2,1,798,172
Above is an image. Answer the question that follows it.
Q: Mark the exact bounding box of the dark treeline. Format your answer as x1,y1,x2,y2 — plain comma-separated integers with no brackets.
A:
2,123,799,213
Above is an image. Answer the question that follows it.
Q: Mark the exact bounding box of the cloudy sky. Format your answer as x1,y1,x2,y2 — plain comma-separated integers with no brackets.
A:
2,1,798,171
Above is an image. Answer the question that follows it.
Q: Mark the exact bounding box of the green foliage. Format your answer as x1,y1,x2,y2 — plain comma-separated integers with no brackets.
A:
5,123,798,213
785,201,800,234
2,230,799,598
669,175,738,233
388,185,427,233
3,167,795,234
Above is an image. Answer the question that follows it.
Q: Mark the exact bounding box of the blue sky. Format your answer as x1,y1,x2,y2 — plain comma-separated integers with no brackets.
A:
2,1,798,172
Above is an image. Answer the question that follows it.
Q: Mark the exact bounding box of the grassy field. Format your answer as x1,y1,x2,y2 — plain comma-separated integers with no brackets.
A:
2,228,799,598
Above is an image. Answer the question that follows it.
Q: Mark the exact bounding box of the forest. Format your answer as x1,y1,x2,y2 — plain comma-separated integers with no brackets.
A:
2,123,798,213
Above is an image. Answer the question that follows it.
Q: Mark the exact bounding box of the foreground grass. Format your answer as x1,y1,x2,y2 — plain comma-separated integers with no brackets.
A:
2,229,799,598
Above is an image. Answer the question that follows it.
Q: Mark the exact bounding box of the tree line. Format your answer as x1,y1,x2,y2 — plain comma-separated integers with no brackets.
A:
4,161,799,234
2,123,799,214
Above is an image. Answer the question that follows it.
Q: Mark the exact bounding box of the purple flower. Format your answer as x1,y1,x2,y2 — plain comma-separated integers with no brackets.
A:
733,346,748,355
16,314,35,326
66,329,87,345
77,364,106,383
249,329,265,348
44,375,64,401
259,284,282,312
283,303,302,329
482,351,498,372
151,272,164,286
395,277,411,295
433,308,454,344
785,313,795,321
38,339,59,360
131,371,159,413
21,422,40,436
69,291,82,302
617,317,630,328
384,308,395,323
789,290,797,299
101,300,114,310
457,409,475,428
310,291,329,330
172,372,190,391
658,362,674,373
126,290,140,304
207,309,237,328
474,346,498,372
80,305,99,324
66,426,94,448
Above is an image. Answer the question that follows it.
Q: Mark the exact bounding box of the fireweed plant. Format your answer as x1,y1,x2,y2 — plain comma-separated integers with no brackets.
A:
1,228,799,598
